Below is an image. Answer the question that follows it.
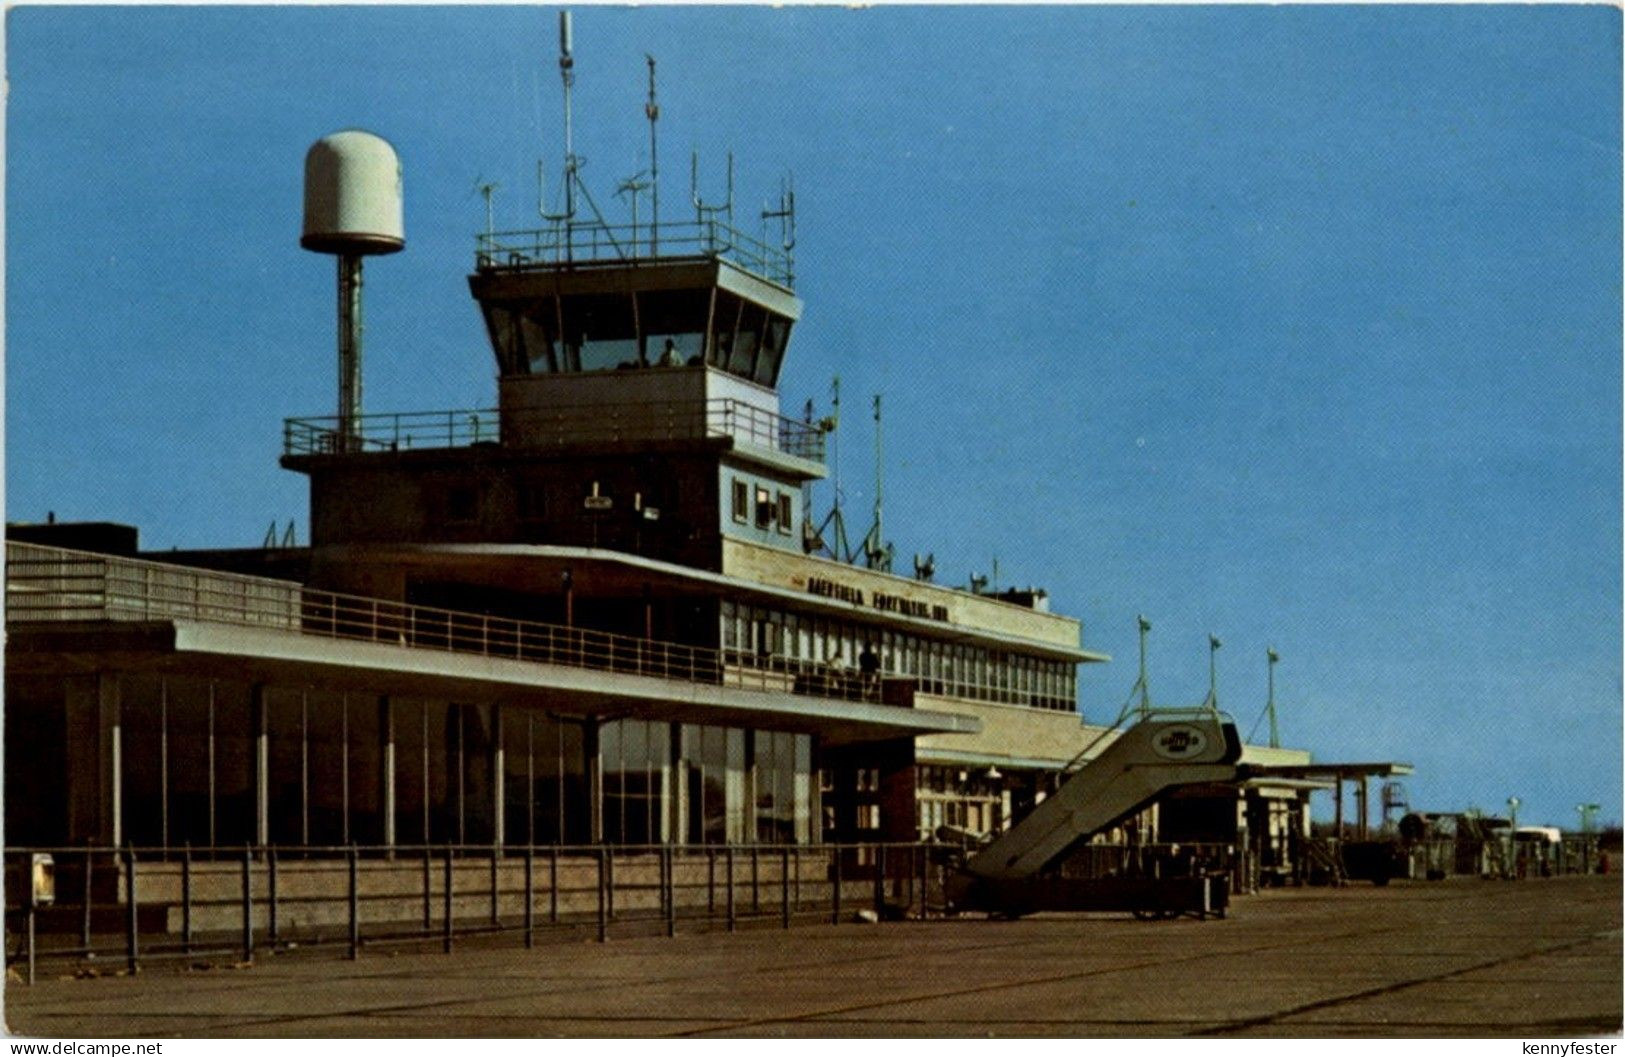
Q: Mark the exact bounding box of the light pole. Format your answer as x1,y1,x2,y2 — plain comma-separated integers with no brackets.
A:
1577,803,1601,873
1205,634,1222,714
1266,647,1280,749
1506,796,1521,879
1135,615,1152,719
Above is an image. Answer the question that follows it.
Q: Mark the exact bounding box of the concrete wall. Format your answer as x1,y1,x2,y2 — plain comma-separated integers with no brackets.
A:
129,851,841,935
306,450,722,571
721,538,1083,648
914,695,1105,770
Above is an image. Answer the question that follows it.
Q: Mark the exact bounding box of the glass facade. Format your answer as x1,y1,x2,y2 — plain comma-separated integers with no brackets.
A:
601,718,671,845
34,673,820,851
721,600,1078,712
482,287,794,386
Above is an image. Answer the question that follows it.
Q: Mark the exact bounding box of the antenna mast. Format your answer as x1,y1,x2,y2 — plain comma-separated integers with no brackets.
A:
476,180,500,238
811,376,852,562
1205,634,1223,714
873,393,883,557
1266,647,1281,748
861,394,892,571
1135,615,1153,719
645,54,660,255
558,10,577,220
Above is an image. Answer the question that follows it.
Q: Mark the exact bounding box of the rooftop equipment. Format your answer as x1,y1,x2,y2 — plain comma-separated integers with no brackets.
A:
301,129,405,452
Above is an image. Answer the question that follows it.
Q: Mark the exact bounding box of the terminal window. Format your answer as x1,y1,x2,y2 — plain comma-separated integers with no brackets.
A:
731,479,748,523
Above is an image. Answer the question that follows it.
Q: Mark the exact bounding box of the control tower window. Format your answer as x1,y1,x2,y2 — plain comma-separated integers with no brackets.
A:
731,478,749,523
706,291,791,387
639,289,709,367
482,303,561,376
754,317,789,387
562,293,640,372
729,303,764,377
518,306,559,373
482,305,523,375
754,485,773,529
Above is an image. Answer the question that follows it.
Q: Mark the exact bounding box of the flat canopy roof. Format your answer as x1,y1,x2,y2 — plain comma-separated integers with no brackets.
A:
8,619,981,748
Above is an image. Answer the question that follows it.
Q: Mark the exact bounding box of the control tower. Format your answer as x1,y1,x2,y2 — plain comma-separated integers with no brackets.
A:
281,21,826,629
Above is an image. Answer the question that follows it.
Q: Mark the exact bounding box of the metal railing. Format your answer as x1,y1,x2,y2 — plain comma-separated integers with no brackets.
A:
475,218,793,288
3,841,929,983
283,398,826,463
5,542,880,705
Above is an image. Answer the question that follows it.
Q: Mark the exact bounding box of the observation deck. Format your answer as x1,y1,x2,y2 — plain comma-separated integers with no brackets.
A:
4,542,978,744
475,218,794,290
282,396,826,468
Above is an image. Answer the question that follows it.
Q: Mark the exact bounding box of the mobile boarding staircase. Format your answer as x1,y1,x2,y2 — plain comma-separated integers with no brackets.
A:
944,710,1245,920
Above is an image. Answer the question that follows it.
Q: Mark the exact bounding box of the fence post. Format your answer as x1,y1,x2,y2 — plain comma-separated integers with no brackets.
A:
26,905,37,987
832,847,842,924
267,847,279,945
874,845,886,917
549,847,559,924
916,845,927,921
596,847,608,943
524,846,536,949
81,844,94,954
124,848,139,975
707,851,716,917
347,845,360,961
422,849,432,931
781,848,791,930
751,847,760,914
241,846,255,964
664,846,676,939
606,847,615,921
490,853,500,927
442,848,454,954
181,844,193,953
726,848,736,932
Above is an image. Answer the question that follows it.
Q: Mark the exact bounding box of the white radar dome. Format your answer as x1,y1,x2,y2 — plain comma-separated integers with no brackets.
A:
301,129,405,255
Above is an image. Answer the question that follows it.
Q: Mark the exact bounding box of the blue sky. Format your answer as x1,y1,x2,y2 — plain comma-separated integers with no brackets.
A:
7,5,1620,828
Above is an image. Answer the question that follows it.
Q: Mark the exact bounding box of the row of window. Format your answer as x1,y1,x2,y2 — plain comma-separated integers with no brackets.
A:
482,288,793,388
720,601,1078,712
730,476,794,535
52,674,818,850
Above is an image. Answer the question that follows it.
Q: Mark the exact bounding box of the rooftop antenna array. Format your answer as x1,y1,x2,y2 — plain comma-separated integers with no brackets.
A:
761,176,796,286
692,150,736,231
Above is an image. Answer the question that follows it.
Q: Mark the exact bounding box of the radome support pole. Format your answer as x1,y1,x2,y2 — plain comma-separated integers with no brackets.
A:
337,255,364,452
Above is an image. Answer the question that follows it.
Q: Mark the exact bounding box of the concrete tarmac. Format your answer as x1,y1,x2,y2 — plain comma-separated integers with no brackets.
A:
6,874,1620,1038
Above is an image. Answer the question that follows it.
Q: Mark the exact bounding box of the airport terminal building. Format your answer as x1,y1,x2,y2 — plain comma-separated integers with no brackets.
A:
5,128,1313,912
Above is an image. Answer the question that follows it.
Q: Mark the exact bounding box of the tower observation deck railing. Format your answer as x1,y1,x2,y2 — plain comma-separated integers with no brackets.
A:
283,398,825,463
5,542,873,704
475,218,793,288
